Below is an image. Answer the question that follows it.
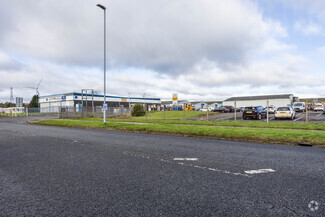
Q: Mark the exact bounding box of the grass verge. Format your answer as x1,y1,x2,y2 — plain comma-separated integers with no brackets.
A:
33,119,325,146
79,118,325,131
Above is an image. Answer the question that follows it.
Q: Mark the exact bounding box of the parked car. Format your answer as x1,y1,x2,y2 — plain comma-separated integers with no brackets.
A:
265,105,277,114
243,106,267,120
293,102,306,112
313,103,324,112
224,106,235,113
274,106,296,120
307,104,314,111
323,106,325,114
199,108,208,112
214,106,230,113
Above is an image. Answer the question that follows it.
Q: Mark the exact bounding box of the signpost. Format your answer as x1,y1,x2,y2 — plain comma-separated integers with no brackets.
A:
172,93,178,106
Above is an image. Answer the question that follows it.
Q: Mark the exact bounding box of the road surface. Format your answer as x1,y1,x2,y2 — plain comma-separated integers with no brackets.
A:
0,117,324,216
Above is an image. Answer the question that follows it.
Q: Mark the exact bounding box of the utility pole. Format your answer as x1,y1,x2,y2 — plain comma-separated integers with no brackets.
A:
97,4,107,124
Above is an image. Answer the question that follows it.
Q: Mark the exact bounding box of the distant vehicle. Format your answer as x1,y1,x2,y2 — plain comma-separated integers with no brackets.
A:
235,107,242,112
213,106,230,113
265,105,277,114
307,104,314,111
184,103,195,111
243,106,266,120
199,108,208,112
215,107,226,113
313,103,324,112
224,106,235,113
275,106,296,120
293,102,306,112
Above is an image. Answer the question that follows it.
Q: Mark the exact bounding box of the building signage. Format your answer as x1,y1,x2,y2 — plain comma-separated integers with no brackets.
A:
172,93,178,105
62,96,66,101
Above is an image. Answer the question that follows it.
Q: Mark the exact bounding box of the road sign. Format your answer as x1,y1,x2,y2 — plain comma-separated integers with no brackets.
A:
103,103,108,111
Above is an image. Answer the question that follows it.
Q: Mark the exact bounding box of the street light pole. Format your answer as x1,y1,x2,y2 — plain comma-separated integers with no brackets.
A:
97,4,107,124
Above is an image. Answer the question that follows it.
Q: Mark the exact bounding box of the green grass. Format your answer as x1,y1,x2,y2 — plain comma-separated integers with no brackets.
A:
133,110,215,119
33,119,325,146
79,118,325,131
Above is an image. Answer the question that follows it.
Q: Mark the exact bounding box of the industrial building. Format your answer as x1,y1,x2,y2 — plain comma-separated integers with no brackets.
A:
39,92,161,113
223,94,298,108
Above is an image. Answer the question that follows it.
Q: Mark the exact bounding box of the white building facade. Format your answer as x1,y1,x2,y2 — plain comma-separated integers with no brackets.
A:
223,94,297,108
39,92,161,113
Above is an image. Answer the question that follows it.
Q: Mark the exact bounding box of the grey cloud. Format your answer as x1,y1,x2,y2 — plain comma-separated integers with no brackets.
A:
0,0,285,74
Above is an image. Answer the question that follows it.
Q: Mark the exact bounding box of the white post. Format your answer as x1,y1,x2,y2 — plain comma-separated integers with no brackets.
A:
26,107,28,117
234,101,236,121
266,100,269,123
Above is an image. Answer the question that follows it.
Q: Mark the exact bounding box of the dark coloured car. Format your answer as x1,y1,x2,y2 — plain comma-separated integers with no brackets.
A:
214,106,230,113
243,106,267,120
224,106,235,113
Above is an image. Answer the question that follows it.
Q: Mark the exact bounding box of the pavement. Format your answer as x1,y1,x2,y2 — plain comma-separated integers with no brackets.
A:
190,111,325,123
0,117,324,216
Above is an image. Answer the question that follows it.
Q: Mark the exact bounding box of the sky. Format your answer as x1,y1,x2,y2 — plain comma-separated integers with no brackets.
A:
1,0,325,103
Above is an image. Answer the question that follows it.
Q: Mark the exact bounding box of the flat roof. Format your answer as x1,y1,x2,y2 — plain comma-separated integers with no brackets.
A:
40,92,160,101
224,94,293,102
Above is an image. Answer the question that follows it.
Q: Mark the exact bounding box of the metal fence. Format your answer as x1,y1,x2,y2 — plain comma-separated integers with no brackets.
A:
59,106,131,118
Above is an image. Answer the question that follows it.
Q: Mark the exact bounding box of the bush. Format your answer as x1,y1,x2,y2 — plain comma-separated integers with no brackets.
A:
132,103,145,117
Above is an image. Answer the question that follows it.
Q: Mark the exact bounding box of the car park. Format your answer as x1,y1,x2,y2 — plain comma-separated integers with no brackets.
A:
293,102,306,112
274,106,296,120
243,106,267,120
265,105,277,114
313,103,324,112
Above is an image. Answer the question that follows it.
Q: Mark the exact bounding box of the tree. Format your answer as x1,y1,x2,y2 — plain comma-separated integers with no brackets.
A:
29,95,39,108
131,103,145,117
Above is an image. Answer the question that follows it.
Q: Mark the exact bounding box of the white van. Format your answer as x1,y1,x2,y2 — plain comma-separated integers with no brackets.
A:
293,102,306,112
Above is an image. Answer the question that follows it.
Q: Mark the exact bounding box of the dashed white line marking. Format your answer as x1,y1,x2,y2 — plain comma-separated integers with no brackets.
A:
244,169,276,174
174,158,198,161
123,152,252,177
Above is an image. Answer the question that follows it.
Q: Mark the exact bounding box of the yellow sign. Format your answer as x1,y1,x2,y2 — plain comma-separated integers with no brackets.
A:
121,98,127,102
172,93,178,101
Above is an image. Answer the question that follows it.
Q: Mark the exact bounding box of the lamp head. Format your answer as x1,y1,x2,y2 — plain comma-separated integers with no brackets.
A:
97,4,106,10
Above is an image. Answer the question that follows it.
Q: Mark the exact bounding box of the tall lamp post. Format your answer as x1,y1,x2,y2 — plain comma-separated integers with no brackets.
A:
97,4,107,124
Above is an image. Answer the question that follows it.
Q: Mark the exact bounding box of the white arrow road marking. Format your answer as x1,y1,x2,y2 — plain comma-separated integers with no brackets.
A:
244,169,276,174
317,113,323,117
294,117,302,122
174,158,198,161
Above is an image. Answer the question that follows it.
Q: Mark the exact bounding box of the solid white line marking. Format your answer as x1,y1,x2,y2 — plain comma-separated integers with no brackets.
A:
294,117,302,122
244,169,275,174
174,158,198,161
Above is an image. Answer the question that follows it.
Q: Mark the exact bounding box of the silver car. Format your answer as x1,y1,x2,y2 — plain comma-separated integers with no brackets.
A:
275,106,296,120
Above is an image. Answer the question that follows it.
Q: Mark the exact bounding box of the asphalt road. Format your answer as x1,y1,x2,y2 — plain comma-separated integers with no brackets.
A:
191,111,325,123
0,117,324,216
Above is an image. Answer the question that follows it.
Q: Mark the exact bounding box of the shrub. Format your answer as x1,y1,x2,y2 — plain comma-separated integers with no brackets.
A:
131,103,145,117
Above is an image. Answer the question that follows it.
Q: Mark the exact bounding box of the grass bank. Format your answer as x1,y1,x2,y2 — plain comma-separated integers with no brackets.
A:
132,110,215,120
33,119,325,146
80,118,325,131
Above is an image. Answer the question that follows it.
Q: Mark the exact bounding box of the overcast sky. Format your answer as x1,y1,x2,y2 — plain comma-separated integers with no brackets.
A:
1,0,325,103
